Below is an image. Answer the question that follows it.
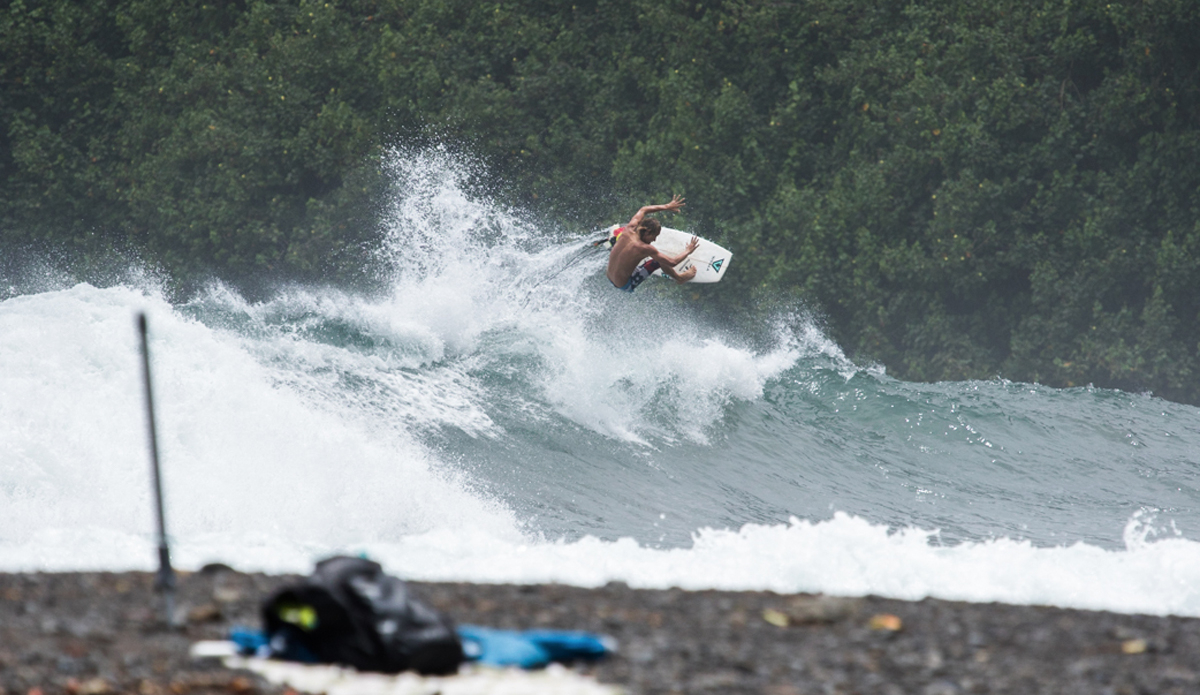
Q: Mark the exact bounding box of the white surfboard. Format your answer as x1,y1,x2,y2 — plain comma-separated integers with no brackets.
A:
605,225,731,283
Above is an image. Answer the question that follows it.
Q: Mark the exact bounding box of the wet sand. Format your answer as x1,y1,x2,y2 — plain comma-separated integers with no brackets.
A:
2,569,1198,694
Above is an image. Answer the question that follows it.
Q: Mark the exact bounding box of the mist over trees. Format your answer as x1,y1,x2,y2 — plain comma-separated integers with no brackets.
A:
3,0,1199,402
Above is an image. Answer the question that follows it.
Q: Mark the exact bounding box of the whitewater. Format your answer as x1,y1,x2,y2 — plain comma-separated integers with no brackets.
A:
3,148,1200,618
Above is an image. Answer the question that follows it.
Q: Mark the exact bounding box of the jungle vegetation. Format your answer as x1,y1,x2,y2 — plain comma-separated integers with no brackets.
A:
3,0,1199,402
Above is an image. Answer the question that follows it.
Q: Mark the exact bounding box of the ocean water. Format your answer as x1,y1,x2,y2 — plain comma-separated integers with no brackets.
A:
4,148,1200,617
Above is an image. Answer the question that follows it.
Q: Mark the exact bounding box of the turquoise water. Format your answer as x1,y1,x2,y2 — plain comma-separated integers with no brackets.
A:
4,148,1200,615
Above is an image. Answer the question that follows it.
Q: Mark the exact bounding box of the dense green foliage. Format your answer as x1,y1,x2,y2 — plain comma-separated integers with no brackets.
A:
3,0,1200,402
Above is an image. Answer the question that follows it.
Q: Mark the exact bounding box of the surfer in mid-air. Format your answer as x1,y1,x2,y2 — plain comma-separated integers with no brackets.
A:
606,195,699,293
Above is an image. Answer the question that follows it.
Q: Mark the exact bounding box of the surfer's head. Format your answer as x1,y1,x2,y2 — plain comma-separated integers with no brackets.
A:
636,218,662,242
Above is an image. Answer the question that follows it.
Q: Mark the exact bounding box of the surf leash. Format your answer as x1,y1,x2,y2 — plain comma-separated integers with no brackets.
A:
517,234,613,308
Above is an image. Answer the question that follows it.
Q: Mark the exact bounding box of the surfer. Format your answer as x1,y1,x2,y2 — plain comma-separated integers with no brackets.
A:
606,195,699,293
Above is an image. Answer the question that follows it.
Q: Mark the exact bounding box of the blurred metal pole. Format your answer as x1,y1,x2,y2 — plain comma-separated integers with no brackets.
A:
137,312,176,626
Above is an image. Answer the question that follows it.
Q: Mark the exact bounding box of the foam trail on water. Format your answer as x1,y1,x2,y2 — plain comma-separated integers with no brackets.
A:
371,512,1200,618
154,512,1200,619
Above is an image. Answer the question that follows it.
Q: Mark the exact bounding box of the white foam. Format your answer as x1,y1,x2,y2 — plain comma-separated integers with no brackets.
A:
539,329,801,445
346,512,1200,618
14,510,1195,620
0,283,522,569
186,284,500,438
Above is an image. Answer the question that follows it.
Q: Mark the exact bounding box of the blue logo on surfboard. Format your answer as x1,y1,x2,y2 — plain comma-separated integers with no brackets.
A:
709,258,725,272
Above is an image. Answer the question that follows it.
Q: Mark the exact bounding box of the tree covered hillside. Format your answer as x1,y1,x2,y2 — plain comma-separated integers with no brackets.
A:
3,0,1200,402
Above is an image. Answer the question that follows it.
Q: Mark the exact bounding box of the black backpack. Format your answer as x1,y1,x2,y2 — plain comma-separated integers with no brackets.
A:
262,556,464,675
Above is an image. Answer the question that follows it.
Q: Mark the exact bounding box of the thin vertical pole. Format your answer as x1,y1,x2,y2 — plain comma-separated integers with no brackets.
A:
137,312,176,626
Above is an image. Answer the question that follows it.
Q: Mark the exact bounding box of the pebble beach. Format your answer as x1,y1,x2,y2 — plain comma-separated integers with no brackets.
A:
2,569,1199,694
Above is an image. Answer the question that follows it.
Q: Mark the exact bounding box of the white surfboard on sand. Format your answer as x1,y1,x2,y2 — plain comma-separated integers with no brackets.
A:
605,225,731,283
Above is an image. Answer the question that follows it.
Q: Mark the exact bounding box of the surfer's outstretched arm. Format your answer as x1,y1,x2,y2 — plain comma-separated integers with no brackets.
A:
626,195,685,228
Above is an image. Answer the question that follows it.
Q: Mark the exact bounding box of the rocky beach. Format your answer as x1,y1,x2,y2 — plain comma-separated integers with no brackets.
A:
2,569,1198,695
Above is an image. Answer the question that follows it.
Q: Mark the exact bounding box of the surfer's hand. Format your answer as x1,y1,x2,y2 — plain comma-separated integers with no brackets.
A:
676,266,698,283
664,194,686,211
685,236,699,254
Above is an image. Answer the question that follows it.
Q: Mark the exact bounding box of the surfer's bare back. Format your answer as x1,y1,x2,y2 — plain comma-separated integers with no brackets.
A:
606,195,699,293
